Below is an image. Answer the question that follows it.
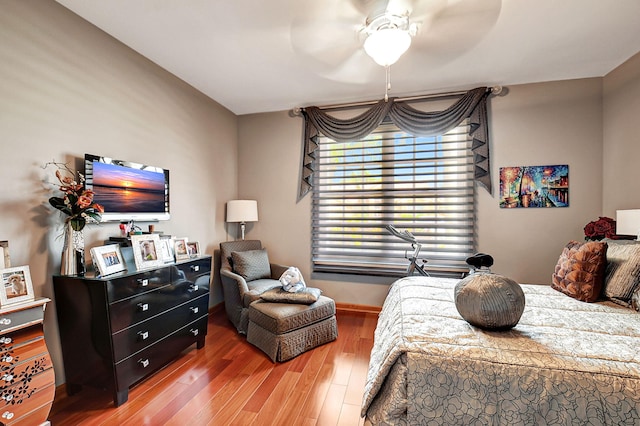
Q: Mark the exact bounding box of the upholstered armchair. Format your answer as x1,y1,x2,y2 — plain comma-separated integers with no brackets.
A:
219,240,288,334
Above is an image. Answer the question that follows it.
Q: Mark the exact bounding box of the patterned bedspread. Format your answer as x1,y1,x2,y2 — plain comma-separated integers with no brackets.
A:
361,276,640,425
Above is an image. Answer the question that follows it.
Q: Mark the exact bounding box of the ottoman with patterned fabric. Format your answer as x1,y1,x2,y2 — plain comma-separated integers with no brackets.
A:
246,296,338,362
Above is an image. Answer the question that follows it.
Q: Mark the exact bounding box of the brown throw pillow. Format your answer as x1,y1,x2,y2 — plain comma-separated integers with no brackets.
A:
551,240,608,302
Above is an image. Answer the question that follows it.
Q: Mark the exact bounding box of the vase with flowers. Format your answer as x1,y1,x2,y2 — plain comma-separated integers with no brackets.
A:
583,216,616,241
47,162,103,275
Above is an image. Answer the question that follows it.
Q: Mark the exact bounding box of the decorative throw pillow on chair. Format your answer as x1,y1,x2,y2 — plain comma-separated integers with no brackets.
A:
260,287,322,305
231,249,271,281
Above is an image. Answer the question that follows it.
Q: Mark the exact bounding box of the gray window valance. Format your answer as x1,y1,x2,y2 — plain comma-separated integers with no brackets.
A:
299,86,492,199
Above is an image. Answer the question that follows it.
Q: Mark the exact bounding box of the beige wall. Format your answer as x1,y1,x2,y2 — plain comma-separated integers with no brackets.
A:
603,52,640,215
238,78,606,306
477,79,604,282
0,0,238,385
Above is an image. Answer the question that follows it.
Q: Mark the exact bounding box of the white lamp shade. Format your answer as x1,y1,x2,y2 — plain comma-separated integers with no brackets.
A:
226,200,258,223
364,28,412,66
616,209,640,238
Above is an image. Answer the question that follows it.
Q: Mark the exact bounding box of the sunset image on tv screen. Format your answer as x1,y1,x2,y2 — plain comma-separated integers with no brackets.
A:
91,161,166,213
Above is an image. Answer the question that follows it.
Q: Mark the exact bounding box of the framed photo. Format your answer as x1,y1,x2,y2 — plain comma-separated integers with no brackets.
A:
131,234,164,270
90,244,126,277
0,266,35,307
174,238,190,261
158,238,175,263
0,241,10,268
186,241,200,258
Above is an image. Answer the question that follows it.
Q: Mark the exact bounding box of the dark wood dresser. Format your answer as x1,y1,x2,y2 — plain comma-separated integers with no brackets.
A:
53,256,211,406
0,298,54,425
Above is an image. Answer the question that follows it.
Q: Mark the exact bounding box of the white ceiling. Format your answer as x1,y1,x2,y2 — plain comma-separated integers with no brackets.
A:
55,0,640,115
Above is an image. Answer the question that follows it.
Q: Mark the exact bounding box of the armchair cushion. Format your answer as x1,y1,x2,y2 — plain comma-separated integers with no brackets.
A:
231,249,271,282
243,278,283,306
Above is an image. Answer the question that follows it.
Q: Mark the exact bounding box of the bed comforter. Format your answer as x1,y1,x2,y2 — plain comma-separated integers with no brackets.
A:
361,276,640,425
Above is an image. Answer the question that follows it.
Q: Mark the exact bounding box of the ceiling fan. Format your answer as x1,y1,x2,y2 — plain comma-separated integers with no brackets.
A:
290,0,502,87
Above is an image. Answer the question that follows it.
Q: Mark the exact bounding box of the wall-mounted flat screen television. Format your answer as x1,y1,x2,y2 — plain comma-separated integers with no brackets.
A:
84,154,170,222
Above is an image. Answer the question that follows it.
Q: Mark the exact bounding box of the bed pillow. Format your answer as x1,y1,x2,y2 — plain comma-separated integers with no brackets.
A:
632,286,640,312
260,287,322,304
603,241,640,307
231,249,271,282
551,240,607,302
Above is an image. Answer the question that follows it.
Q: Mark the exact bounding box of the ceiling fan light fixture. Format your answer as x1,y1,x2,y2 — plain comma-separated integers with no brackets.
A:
364,27,412,66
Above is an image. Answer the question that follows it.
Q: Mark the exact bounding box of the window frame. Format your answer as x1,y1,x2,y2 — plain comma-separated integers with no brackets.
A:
311,119,476,278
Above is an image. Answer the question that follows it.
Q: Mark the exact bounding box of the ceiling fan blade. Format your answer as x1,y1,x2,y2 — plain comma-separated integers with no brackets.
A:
409,0,502,60
323,50,381,83
407,0,449,19
349,0,391,17
350,0,448,21
290,0,383,83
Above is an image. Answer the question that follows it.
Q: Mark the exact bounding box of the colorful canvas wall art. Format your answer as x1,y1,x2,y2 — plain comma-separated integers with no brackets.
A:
499,165,569,208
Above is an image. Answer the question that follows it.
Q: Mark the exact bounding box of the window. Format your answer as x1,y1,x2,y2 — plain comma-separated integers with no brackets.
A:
312,119,475,277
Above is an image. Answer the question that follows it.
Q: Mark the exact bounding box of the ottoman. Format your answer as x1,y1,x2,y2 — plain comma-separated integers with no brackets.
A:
246,296,338,362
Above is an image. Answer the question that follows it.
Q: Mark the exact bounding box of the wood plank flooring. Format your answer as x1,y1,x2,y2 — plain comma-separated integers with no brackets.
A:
48,306,379,426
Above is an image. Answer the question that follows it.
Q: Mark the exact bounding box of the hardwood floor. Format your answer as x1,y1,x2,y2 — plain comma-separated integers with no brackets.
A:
48,306,379,425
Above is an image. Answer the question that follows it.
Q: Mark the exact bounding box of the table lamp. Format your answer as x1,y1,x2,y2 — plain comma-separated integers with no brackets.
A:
616,209,640,240
226,200,258,240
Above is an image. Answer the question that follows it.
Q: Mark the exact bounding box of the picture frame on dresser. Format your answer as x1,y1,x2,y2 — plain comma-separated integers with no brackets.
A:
131,234,164,270
0,240,10,268
174,237,190,261
0,265,35,307
91,244,126,277
158,238,175,263
186,241,200,258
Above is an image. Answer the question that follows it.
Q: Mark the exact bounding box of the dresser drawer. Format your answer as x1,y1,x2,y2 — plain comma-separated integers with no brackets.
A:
115,316,208,389
106,267,172,303
0,306,44,334
175,257,211,284
109,280,208,333
111,293,209,362
0,368,54,407
0,327,41,353
0,381,55,425
0,332,47,372
0,351,52,391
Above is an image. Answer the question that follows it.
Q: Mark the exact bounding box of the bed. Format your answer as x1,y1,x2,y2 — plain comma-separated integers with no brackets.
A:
361,276,640,425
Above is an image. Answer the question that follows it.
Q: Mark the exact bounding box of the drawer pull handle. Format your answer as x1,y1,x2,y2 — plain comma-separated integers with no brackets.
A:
0,337,11,345
137,303,149,312
1,394,12,402
190,265,200,272
2,374,13,383
1,356,12,363
137,278,149,287
0,318,11,325
139,359,150,368
188,284,199,293
190,329,199,337
190,307,199,314
138,331,149,341
2,411,14,420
